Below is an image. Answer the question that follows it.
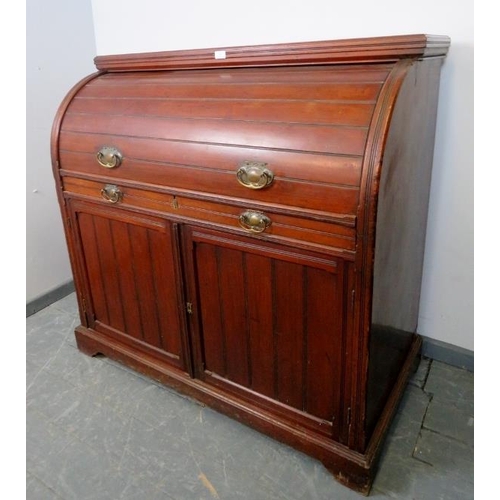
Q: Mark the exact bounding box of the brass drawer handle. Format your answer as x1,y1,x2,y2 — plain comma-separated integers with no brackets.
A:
239,210,271,233
101,184,123,204
96,147,123,168
236,161,274,190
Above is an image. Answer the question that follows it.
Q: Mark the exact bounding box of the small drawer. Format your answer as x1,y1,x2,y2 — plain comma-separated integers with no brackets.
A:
62,176,356,253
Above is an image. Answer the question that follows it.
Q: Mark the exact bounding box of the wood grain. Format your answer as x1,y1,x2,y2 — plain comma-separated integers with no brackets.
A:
93,34,450,71
62,176,357,253
70,201,186,369
51,35,449,494
59,131,364,187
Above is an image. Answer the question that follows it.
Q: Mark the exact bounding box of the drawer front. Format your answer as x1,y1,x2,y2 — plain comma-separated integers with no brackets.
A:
63,176,356,253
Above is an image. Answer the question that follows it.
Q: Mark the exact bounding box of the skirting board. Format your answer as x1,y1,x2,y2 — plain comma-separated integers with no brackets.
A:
26,280,473,373
421,335,474,372
26,280,75,317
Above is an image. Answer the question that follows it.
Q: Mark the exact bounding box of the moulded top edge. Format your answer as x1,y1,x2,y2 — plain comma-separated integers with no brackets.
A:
94,34,451,72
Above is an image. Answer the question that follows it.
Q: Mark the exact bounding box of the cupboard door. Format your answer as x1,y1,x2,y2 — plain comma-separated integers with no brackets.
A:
184,227,345,439
69,200,188,371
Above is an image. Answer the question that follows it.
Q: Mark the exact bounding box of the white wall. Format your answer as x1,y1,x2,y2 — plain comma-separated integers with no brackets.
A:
27,0,97,302
31,0,471,350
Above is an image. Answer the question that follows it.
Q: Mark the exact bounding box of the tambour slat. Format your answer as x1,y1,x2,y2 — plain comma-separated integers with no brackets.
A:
59,132,363,186
79,81,382,101
62,113,368,156
93,65,392,85
68,97,375,127
60,151,358,214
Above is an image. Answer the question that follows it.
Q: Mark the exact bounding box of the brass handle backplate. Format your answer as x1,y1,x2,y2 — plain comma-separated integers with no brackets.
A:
239,210,271,233
101,184,123,204
236,161,274,190
96,147,123,169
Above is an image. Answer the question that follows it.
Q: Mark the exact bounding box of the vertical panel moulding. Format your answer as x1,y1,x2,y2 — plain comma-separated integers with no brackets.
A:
109,219,130,335
274,260,304,410
148,227,172,354
242,253,253,389
77,212,108,326
331,262,343,441
304,268,325,416
194,242,225,376
94,216,126,332
271,259,278,400
340,261,356,445
215,246,228,378
128,225,160,348
110,219,143,341
301,266,309,413
304,264,342,438
125,223,145,342
171,222,192,373
350,262,361,450
152,223,186,360
217,247,249,386
246,253,274,398
145,229,164,349
66,208,92,326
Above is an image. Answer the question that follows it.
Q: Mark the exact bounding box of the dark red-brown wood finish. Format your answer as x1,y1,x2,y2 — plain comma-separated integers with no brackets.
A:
51,34,450,494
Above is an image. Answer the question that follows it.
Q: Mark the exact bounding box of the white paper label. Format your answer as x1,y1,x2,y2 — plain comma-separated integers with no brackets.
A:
214,50,226,60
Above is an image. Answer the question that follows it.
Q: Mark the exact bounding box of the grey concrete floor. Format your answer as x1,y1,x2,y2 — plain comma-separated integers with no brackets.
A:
27,293,474,499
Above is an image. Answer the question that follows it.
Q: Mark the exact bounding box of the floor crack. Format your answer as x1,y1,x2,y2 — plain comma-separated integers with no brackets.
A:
420,425,474,446
421,357,433,393
410,388,434,463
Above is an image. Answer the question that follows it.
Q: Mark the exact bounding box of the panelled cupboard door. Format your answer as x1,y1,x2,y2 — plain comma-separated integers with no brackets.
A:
183,227,345,439
69,199,188,372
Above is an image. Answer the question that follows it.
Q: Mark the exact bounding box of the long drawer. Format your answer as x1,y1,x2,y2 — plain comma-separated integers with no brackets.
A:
62,176,356,254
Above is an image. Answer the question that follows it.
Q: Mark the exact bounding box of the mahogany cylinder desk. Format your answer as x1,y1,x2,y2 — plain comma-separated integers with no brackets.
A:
51,34,450,494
